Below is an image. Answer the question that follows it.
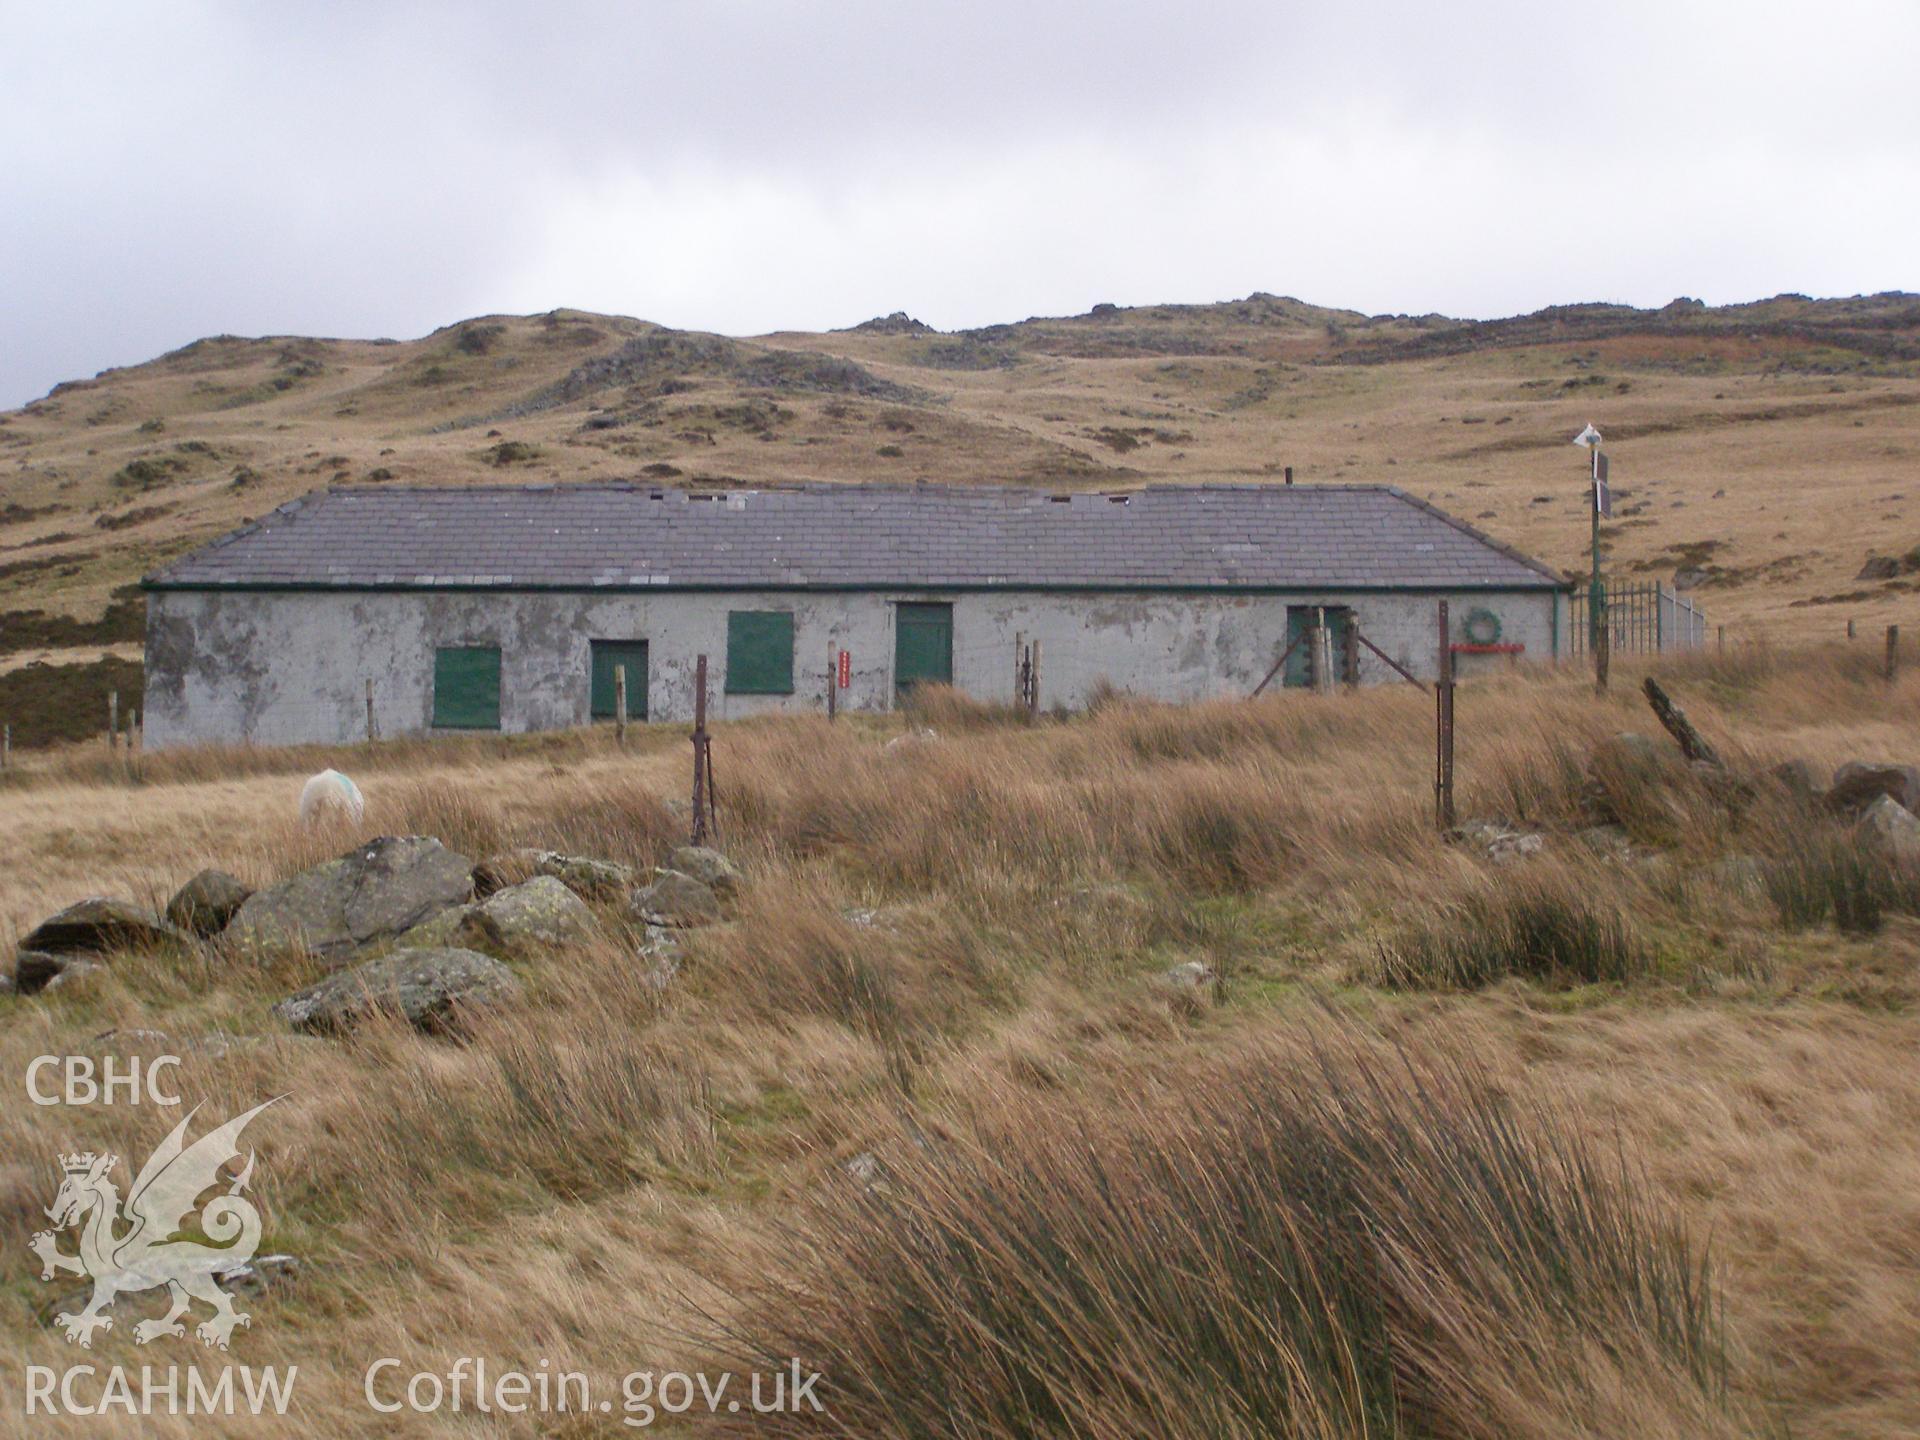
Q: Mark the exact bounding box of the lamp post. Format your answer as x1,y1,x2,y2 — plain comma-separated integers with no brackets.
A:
1574,423,1609,691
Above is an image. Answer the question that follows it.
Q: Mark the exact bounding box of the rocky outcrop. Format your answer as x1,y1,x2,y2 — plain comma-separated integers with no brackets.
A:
271,947,521,1034
166,869,253,937
227,836,474,958
12,899,195,995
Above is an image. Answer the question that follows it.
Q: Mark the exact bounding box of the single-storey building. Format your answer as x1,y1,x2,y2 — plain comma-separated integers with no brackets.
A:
141,482,1570,748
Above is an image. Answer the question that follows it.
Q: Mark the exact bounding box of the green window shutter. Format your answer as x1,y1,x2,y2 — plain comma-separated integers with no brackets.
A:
590,641,649,719
433,646,501,729
726,611,794,694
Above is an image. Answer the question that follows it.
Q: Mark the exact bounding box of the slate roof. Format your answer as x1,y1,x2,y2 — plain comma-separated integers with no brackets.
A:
144,483,1567,593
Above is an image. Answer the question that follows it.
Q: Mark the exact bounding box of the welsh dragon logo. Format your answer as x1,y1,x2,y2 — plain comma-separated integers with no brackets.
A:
30,1099,280,1350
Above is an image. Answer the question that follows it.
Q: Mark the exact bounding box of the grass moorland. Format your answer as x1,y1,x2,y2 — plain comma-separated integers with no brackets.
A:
3,643,1919,1436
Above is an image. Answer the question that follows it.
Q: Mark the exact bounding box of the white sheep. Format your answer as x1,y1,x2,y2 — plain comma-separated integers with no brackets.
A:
299,769,365,828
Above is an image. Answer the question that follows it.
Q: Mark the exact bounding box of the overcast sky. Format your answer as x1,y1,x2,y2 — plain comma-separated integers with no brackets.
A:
3,1,1916,407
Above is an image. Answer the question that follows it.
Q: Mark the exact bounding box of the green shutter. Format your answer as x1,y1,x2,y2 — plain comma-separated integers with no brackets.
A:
726,611,794,694
590,641,649,719
894,602,953,694
433,646,501,729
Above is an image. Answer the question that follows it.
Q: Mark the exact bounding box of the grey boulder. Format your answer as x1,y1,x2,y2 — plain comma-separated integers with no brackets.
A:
630,870,720,928
466,875,597,952
1859,795,1920,862
166,869,254,937
228,836,474,958
272,946,521,1035
665,846,742,896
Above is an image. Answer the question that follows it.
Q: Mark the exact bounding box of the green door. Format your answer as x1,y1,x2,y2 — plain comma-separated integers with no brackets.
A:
590,640,649,720
894,602,953,696
1283,606,1352,688
433,645,502,729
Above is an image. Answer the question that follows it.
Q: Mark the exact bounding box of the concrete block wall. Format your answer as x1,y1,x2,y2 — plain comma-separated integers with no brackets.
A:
143,586,1563,748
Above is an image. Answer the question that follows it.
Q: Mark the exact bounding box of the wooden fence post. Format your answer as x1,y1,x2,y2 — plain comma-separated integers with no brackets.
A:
2,723,9,769
108,691,119,751
1342,620,1360,688
1717,625,1725,654
690,655,711,846
1435,602,1456,832
615,664,628,746
1847,618,1856,641
1889,625,1901,685
827,646,837,723
365,678,376,743
1028,640,1042,721
129,709,139,751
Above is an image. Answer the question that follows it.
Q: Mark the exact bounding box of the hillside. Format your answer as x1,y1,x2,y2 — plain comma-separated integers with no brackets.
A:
3,291,1917,727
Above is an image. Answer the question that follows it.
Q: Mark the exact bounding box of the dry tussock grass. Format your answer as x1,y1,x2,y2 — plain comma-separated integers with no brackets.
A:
2,647,1918,1435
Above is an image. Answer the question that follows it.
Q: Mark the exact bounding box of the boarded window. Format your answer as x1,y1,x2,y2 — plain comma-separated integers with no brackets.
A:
590,640,649,719
433,645,501,729
726,611,794,694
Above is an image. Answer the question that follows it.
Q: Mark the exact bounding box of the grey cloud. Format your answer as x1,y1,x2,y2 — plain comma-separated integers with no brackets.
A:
2,1,1915,405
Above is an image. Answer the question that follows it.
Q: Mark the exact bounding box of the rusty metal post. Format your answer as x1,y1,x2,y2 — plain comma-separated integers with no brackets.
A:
691,655,710,845
1889,625,1901,685
1435,601,1456,832
365,678,376,742
827,646,837,722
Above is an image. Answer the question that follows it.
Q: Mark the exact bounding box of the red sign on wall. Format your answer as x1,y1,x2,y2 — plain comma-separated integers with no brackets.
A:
837,649,851,688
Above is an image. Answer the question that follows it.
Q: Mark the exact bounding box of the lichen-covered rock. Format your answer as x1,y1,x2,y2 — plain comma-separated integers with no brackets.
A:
629,870,720,928
166,869,254,937
665,846,741,896
474,849,635,902
469,875,597,952
271,947,521,1034
228,836,474,958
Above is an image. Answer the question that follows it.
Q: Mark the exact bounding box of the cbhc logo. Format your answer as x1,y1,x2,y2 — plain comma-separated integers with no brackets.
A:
26,1054,182,1107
